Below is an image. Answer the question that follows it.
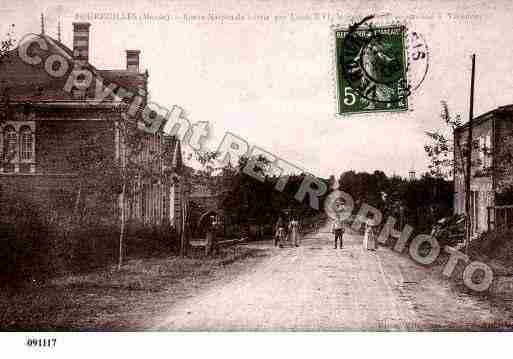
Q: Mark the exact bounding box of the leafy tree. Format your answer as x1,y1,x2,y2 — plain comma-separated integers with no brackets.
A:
424,101,464,179
335,169,452,232
194,150,221,176
67,113,178,268
338,170,388,210
0,24,15,66
220,155,323,231
0,25,16,165
118,115,183,266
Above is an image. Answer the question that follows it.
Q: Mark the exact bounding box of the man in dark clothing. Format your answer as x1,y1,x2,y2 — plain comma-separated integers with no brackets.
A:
331,216,344,249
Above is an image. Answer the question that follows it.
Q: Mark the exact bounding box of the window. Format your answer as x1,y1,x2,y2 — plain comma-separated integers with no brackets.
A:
20,126,33,161
3,125,17,161
484,134,492,168
477,134,492,170
1,122,36,173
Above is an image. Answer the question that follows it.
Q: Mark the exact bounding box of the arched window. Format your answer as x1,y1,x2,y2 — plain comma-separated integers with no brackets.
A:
3,125,17,161
20,126,33,161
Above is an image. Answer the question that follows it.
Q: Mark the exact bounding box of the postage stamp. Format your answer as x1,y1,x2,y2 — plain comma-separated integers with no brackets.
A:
334,16,427,115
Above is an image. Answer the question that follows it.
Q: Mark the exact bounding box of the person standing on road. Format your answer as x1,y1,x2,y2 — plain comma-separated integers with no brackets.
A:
274,216,285,247
206,215,218,256
331,216,344,249
289,216,300,247
363,222,377,251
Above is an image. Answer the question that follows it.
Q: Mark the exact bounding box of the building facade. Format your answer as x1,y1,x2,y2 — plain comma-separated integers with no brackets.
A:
0,22,185,248
454,105,513,235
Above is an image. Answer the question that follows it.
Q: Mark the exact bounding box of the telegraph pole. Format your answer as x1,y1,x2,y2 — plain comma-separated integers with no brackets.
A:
464,54,476,254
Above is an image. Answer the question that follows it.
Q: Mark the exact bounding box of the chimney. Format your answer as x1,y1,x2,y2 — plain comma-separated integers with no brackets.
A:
72,22,91,67
126,50,140,72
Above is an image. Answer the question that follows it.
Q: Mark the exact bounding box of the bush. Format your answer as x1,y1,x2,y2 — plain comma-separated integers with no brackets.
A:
0,195,49,283
0,190,182,287
468,228,513,263
0,192,118,282
126,223,180,258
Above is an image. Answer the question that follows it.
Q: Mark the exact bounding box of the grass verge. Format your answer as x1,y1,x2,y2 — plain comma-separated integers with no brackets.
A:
0,245,269,331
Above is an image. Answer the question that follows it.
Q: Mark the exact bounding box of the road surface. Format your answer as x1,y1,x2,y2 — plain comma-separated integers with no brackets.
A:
154,223,507,330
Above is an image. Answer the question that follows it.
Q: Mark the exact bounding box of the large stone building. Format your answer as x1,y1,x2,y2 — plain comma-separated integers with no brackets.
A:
454,105,513,236
0,22,186,269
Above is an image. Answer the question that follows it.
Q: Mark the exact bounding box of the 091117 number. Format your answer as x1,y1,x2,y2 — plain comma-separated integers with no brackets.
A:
26,338,56,347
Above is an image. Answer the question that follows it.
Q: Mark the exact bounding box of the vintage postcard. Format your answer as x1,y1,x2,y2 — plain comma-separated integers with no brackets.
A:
1,0,513,355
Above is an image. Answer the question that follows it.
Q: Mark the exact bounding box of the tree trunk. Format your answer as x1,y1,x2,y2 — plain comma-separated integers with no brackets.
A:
180,196,188,257
118,181,126,270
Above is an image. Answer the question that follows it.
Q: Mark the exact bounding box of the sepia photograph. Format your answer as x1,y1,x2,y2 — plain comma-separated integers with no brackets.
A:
1,0,513,356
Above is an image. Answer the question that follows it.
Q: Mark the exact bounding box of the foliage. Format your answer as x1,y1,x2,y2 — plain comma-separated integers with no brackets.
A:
424,101,463,179
468,227,513,267
496,187,513,206
188,152,325,233
0,24,15,65
338,170,388,209
195,150,221,175
0,191,120,283
220,155,325,226
66,132,121,225
0,25,16,164
336,170,453,233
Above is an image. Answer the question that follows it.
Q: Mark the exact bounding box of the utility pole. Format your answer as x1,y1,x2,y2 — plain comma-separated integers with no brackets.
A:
464,54,476,254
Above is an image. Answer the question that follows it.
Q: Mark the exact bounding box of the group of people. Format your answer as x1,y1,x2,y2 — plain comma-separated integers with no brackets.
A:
274,216,301,248
273,214,378,251
331,216,377,251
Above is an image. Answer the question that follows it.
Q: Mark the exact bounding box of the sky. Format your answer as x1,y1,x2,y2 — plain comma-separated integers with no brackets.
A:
2,0,513,179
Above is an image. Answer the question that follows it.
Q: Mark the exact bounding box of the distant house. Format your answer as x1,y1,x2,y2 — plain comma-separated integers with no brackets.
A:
453,105,513,235
0,22,186,246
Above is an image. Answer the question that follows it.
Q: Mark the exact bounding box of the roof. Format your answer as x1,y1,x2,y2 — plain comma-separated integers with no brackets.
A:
455,105,513,132
99,70,146,92
0,33,146,104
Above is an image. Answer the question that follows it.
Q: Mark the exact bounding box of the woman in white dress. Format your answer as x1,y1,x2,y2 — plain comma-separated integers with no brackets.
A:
289,217,300,247
363,222,377,251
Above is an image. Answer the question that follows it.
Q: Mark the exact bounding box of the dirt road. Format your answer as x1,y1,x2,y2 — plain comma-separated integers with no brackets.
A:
154,224,510,331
